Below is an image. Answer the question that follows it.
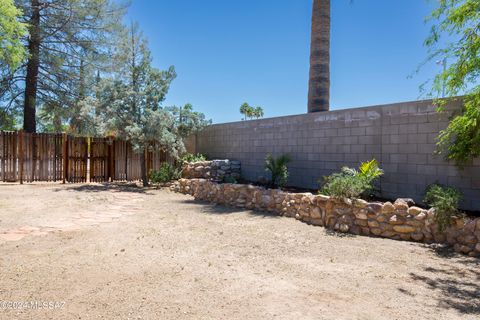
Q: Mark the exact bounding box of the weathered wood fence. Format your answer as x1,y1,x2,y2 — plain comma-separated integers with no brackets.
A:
0,131,172,183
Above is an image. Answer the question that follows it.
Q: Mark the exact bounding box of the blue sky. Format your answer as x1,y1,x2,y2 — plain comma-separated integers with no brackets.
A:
127,0,441,123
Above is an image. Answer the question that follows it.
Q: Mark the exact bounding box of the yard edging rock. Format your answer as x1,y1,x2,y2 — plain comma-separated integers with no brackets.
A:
171,178,480,258
182,160,241,181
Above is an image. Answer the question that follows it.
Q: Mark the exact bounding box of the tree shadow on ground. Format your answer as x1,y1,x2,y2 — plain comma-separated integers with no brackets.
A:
404,245,480,315
323,229,357,238
55,183,155,195
176,199,281,219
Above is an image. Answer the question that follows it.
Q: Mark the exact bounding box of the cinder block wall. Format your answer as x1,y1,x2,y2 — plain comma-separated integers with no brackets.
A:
195,99,480,211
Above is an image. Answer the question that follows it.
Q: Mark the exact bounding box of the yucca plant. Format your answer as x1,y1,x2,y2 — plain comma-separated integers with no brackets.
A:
264,154,291,188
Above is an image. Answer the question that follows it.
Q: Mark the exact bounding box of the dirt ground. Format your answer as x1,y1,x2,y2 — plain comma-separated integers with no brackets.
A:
0,183,478,320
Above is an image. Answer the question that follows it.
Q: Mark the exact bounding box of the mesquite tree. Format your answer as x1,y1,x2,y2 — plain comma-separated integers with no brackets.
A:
424,0,480,166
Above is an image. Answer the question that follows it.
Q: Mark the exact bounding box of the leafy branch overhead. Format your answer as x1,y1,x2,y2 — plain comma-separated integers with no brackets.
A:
425,0,480,166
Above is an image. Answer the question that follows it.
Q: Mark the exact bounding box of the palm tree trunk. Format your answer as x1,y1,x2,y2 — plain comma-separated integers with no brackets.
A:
308,0,330,113
23,0,41,133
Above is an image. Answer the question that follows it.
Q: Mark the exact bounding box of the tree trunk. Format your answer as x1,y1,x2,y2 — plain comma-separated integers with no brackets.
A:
140,150,148,187
23,0,41,133
308,0,330,113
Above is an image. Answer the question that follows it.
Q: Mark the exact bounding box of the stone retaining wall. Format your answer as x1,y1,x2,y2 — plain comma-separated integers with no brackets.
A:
171,178,480,257
193,99,480,211
182,160,241,182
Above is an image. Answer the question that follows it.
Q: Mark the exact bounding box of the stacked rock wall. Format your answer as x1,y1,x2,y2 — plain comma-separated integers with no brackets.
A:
182,160,241,181
171,178,480,257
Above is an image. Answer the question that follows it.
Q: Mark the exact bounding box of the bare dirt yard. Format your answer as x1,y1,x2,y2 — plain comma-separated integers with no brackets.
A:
0,183,478,320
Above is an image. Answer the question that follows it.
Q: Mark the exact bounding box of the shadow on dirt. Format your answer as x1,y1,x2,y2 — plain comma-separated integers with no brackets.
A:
404,246,480,315
177,199,281,219
55,183,155,195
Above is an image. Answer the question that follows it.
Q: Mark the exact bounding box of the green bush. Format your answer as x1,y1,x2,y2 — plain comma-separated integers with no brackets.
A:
320,159,384,199
424,184,463,232
150,162,182,184
223,176,238,184
265,154,291,188
180,153,207,163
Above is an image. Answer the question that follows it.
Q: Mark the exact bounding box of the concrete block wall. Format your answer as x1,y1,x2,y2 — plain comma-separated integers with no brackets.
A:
194,99,480,211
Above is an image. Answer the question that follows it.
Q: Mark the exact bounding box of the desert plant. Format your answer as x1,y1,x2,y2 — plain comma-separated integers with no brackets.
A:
181,153,207,163
265,154,291,188
320,159,384,199
150,163,182,184
424,184,463,232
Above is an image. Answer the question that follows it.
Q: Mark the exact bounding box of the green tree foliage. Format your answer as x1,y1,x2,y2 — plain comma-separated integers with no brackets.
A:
165,103,211,138
264,153,291,188
320,159,384,199
424,0,480,166
149,162,182,184
0,0,27,129
424,184,463,232
0,0,127,132
0,0,27,71
240,102,264,120
102,23,182,186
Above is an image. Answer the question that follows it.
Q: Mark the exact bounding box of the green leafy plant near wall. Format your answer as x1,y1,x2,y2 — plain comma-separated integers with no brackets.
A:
424,0,480,167
180,153,207,163
424,184,463,232
320,159,384,200
150,163,182,184
265,154,291,188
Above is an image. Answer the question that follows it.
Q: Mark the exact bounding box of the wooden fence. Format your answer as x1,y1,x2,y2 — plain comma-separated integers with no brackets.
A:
0,131,173,183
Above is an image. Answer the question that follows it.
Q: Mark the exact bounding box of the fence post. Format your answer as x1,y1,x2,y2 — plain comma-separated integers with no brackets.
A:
18,130,24,184
63,133,68,184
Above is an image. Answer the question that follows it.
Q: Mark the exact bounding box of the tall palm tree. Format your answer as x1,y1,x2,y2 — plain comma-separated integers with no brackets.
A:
308,0,330,113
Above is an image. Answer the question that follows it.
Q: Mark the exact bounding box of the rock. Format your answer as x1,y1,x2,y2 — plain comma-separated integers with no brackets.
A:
367,203,383,214
476,219,480,231
368,219,380,228
381,231,396,238
399,198,415,206
382,202,395,214
355,219,368,227
454,218,466,229
371,228,382,236
415,211,427,221
338,224,349,233
353,199,368,209
393,225,416,233
394,199,409,211
295,213,301,220
389,215,405,225
476,243,480,252
454,244,473,254
411,233,424,241
376,214,387,223
408,206,423,216
406,220,424,227
310,207,322,219
400,234,411,241
354,209,368,220
463,235,477,245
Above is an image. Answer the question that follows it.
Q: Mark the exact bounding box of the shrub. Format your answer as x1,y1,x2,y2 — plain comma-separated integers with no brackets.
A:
180,153,207,163
223,176,238,184
150,162,182,184
424,184,463,232
264,154,291,188
320,159,384,199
